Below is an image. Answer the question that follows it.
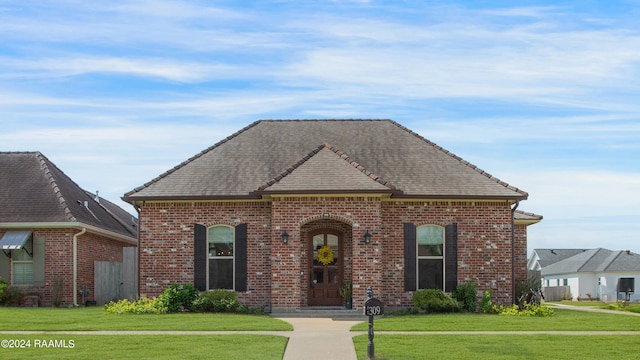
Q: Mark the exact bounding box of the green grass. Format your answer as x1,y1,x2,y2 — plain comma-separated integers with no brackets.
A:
353,334,640,360
351,309,640,331
604,302,640,313
0,307,292,331
0,335,287,360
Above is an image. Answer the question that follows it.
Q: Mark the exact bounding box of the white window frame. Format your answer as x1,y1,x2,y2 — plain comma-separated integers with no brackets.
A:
416,224,445,290
206,225,235,290
11,237,33,286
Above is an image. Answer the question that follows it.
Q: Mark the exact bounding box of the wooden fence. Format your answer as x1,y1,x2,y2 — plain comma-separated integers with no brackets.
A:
93,247,138,305
543,286,571,301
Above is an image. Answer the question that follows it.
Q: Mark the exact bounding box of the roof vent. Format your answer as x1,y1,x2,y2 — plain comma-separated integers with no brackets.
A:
95,190,100,203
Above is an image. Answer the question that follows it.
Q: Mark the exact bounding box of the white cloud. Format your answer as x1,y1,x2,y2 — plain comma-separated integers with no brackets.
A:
0,56,241,83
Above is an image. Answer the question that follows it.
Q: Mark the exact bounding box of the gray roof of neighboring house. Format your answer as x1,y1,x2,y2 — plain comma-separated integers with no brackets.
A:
124,120,529,201
533,249,589,268
539,248,640,276
0,152,137,239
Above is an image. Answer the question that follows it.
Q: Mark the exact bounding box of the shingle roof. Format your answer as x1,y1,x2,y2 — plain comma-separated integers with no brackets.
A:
124,120,528,201
540,248,640,275
533,249,589,268
0,152,137,239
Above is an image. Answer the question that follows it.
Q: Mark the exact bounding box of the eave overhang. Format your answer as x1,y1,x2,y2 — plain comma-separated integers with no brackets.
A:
0,222,138,246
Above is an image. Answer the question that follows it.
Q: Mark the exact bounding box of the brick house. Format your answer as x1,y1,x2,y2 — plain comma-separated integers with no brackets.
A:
124,120,541,310
0,152,137,306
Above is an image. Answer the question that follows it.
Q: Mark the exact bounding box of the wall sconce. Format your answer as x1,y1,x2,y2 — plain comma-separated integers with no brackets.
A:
363,230,372,244
281,231,289,244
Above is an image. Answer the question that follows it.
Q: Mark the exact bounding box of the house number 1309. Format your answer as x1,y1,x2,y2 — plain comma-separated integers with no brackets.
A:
364,297,384,316
365,305,382,316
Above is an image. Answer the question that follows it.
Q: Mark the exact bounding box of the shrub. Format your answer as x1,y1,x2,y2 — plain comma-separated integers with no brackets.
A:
160,283,198,313
0,285,25,306
412,289,459,313
480,290,495,314
494,302,554,317
452,282,478,312
0,277,7,303
192,289,240,313
105,297,167,314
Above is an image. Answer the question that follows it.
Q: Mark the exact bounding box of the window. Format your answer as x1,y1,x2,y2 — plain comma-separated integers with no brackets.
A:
207,226,234,290
417,225,444,290
12,237,33,285
563,279,568,286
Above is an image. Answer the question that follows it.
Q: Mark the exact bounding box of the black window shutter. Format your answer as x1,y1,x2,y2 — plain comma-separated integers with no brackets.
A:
193,223,207,291
234,223,248,292
404,223,417,291
445,223,458,292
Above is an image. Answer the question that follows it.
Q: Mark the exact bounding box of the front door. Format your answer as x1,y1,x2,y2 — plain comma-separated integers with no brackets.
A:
308,231,343,306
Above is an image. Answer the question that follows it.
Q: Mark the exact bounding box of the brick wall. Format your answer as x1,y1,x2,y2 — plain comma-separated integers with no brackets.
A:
77,231,132,305
382,200,516,306
138,197,526,308
270,196,382,309
138,201,272,306
0,229,133,307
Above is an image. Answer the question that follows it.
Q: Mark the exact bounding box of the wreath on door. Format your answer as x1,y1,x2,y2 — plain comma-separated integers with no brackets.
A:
317,245,334,265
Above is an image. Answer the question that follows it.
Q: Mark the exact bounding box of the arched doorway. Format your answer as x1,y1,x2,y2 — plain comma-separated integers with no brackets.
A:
308,230,343,306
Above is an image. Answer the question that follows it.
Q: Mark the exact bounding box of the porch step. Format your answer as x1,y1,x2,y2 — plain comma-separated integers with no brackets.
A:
270,307,366,319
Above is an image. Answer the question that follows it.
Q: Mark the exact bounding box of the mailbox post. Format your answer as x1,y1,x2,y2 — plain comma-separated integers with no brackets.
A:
364,286,384,360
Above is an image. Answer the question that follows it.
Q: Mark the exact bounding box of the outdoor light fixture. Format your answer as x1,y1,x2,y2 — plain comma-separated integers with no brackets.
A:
281,231,289,244
363,230,372,244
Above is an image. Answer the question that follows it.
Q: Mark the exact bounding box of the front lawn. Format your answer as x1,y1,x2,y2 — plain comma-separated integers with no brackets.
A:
0,335,287,360
353,334,640,360
351,309,640,331
352,308,640,359
0,307,292,331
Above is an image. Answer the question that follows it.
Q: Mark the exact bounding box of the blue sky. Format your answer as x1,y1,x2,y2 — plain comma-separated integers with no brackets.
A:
1,1,639,254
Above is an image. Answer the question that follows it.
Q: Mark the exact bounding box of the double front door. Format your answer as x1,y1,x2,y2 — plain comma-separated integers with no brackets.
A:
308,231,343,306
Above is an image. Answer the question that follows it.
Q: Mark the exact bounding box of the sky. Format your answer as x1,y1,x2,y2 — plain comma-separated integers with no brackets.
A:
1,0,639,255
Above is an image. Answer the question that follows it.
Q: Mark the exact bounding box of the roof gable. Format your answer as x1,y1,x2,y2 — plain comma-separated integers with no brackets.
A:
0,152,137,239
124,120,528,201
259,144,394,194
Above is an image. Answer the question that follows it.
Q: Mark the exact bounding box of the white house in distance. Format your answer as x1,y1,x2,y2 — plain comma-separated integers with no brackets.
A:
528,248,640,302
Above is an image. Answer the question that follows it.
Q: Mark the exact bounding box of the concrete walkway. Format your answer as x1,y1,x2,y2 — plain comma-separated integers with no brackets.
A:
275,317,361,360
547,303,640,316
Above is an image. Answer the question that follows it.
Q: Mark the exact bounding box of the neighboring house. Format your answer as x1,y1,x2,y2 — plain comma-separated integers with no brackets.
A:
0,152,138,306
123,120,541,310
529,248,640,302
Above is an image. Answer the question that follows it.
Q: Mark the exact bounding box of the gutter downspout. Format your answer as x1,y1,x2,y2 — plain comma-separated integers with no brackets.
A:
511,200,520,305
135,205,141,300
73,227,87,307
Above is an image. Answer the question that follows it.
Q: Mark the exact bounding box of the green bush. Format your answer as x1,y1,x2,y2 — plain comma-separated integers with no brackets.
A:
160,283,198,313
412,289,459,313
0,277,7,304
452,282,478,312
192,289,240,313
494,303,554,317
0,285,25,306
105,297,167,314
480,290,495,314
